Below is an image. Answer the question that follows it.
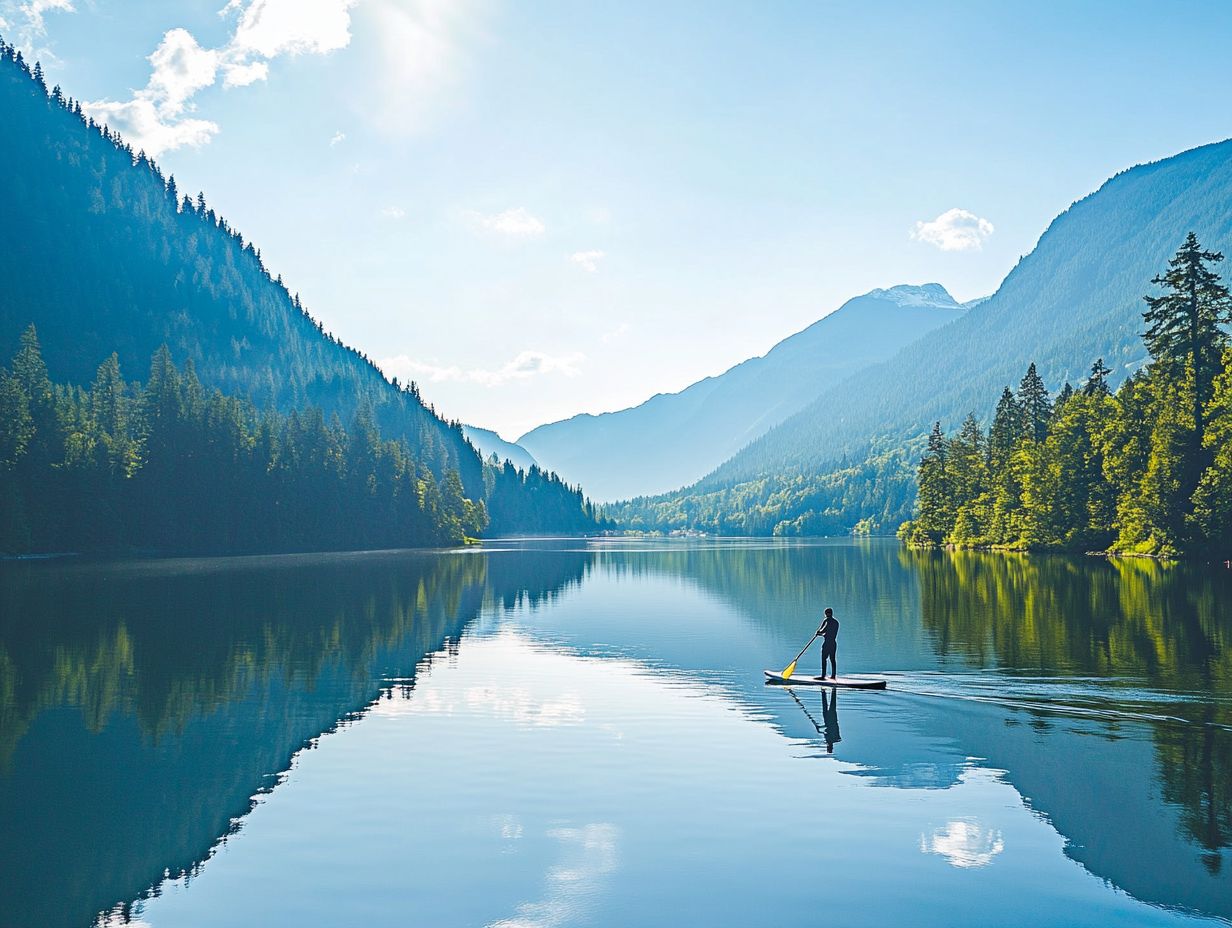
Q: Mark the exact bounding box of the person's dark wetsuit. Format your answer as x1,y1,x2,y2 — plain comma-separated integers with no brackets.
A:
819,614,839,679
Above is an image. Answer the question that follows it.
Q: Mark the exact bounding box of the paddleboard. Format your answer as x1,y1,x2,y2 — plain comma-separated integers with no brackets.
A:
763,671,887,689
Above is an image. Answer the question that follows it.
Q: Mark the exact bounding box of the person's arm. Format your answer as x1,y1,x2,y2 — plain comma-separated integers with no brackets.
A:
817,618,830,637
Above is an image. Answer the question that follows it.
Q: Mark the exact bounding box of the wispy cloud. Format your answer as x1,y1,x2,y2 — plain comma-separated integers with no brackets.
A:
601,323,629,344
380,350,584,387
380,205,406,219
2,0,73,44
910,208,994,252
570,250,605,273
80,0,360,157
1,0,73,64
472,207,546,238
329,130,346,146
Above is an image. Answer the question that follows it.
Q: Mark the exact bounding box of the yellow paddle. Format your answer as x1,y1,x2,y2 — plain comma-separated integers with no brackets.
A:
780,628,822,680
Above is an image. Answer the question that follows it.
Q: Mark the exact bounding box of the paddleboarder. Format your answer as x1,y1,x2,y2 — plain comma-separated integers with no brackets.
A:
818,607,839,679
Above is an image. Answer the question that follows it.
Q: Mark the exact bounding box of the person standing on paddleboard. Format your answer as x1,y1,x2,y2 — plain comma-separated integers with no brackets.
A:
818,607,839,679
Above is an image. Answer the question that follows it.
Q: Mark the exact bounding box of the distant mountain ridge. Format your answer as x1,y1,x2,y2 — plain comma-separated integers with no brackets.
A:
462,425,538,472
617,136,1232,534
519,284,966,501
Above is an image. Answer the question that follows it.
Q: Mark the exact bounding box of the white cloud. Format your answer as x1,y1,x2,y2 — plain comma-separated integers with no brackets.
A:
473,207,546,238
82,28,221,157
380,350,584,388
2,0,73,58
14,0,72,37
570,250,605,273
910,208,994,252
380,205,406,219
82,97,219,155
329,130,346,146
222,59,268,87
227,0,358,58
80,0,361,157
145,28,220,114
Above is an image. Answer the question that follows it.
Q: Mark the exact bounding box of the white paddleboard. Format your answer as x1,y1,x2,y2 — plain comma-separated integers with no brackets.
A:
763,671,887,689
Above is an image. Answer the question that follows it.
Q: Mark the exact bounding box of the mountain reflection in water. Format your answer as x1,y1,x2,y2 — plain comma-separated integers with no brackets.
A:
0,539,1228,927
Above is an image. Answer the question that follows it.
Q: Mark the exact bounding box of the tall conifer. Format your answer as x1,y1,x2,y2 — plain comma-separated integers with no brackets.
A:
1018,363,1052,442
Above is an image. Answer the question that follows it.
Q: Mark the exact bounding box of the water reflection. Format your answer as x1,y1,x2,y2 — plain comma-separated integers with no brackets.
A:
0,548,587,928
782,687,842,754
921,816,1006,869
907,548,1232,878
0,540,1229,926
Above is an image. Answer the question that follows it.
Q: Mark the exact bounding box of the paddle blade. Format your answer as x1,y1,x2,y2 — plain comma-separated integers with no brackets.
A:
781,660,797,679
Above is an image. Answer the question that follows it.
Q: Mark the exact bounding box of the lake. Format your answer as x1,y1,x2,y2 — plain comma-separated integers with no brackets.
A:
1,538,1230,927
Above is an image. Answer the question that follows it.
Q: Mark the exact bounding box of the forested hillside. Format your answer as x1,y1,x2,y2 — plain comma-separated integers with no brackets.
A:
0,40,481,491
905,234,1232,559
520,284,965,501
616,137,1232,535
0,42,605,551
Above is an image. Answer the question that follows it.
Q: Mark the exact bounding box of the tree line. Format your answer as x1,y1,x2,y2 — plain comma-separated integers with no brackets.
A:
610,445,917,537
904,233,1232,558
0,327,606,555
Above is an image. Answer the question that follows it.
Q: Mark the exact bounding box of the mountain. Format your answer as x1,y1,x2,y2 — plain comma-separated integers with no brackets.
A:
617,137,1232,534
518,284,966,501
462,425,539,472
0,45,483,493
0,43,606,549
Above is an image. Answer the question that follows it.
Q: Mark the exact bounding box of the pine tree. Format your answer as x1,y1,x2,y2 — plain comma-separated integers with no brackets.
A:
1103,371,1155,551
1191,348,1232,555
988,387,1022,470
1083,358,1112,397
948,413,986,508
948,414,989,545
1054,381,1075,417
1143,232,1232,436
0,367,33,467
1018,362,1053,443
911,422,954,544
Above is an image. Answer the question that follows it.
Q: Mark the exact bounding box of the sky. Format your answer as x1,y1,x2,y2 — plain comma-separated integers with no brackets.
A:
5,1,1232,439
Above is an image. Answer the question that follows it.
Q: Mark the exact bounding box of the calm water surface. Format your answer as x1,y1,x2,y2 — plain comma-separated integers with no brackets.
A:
1,538,1230,927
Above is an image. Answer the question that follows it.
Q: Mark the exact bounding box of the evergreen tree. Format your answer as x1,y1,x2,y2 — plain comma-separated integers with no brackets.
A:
948,414,986,505
988,387,1022,470
1083,358,1112,397
1192,348,1232,552
1018,362,1053,443
911,422,954,544
1142,232,1232,436
1054,381,1075,418
947,414,989,545
0,367,33,467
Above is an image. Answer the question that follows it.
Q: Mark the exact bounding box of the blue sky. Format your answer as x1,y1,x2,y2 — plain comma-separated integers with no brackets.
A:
5,1,1232,437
